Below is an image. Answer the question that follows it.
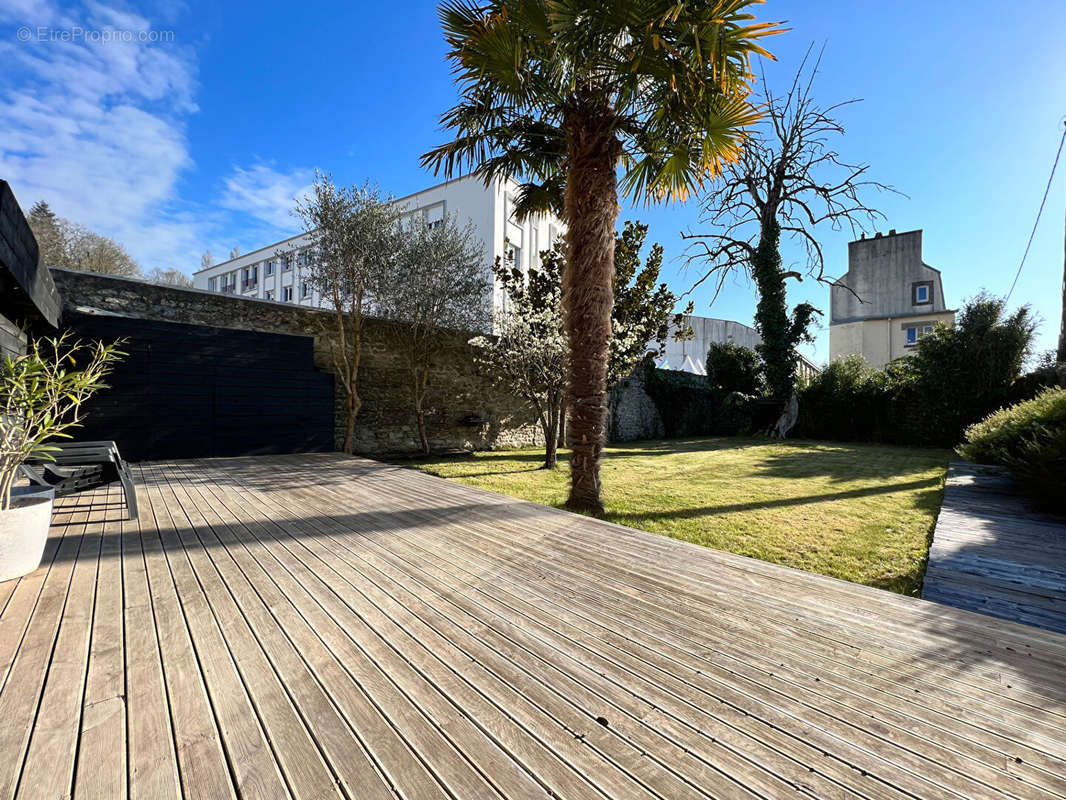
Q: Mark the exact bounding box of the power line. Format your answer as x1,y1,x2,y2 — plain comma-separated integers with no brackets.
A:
1006,121,1066,302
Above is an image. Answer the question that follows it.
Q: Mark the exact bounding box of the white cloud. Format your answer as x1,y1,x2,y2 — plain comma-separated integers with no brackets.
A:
0,1,203,271
219,163,315,231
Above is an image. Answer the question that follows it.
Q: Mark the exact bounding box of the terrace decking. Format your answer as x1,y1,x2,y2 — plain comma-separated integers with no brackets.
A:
1,454,1065,800
923,462,1066,634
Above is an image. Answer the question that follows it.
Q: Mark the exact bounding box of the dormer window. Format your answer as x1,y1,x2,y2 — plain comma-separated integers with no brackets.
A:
912,281,933,305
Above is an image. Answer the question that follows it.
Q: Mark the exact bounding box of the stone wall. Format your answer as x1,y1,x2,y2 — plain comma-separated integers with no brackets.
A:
51,268,542,455
608,369,664,442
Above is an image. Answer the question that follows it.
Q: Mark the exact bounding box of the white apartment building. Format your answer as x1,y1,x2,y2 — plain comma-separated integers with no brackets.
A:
193,174,564,321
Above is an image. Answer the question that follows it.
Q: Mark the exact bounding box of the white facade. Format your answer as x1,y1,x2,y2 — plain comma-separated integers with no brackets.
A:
658,315,820,381
193,174,564,321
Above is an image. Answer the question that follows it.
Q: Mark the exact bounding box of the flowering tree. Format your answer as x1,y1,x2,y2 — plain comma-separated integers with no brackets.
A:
470,256,567,469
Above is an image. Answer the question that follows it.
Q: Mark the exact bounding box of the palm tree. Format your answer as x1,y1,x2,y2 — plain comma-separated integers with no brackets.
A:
423,0,783,514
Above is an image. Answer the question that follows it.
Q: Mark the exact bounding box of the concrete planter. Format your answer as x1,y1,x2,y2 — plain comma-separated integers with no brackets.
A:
0,487,55,583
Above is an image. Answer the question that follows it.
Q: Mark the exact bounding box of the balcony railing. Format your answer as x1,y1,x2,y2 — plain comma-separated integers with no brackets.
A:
241,280,258,292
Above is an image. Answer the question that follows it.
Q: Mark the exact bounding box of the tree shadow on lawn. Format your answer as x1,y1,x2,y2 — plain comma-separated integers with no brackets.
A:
605,475,943,523
752,440,950,483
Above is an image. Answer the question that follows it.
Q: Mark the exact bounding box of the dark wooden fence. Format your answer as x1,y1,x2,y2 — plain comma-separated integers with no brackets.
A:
65,311,335,461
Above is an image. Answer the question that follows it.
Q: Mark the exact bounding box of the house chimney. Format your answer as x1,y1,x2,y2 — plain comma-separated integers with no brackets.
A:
874,232,882,238
860,232,866,239
889,228,897,235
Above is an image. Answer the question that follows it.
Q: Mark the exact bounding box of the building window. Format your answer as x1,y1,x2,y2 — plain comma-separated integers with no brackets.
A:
208,277,217,291
283,254,293,272
905,323,936,347
508,245,522,269
265,289,274,301
282,286,293,302
912,281,933,305
300,282,310,299
264,260,274,276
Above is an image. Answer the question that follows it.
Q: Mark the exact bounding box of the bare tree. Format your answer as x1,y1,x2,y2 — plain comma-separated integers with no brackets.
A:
229,246,241,260
201,250,214,269
27,202,141,277
292,174,400,454
146,267,193,287
684,48,892,434
375,215,490,454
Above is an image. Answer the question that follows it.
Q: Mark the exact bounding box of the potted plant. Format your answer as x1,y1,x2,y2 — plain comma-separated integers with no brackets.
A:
1,333,124,582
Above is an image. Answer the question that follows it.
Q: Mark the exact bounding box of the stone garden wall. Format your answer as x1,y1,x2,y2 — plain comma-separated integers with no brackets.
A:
51,268,542,455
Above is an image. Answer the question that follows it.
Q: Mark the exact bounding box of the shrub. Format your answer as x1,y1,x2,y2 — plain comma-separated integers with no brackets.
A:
958,387,1066,510
901,294,1036,446
1009,351,1066,404
796,356,894,441
706,342,763,396
798,294,1036,448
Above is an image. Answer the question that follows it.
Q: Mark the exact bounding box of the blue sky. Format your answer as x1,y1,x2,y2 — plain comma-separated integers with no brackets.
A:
2,0,1064,363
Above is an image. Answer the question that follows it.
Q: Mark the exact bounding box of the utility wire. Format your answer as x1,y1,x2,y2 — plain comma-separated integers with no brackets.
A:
1006,122,1066,302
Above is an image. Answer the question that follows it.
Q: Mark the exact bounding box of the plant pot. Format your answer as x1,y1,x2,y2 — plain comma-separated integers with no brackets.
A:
0,487,55,583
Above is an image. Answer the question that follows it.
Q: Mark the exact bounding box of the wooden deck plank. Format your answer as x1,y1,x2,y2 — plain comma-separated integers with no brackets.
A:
0,502,88,800
300,480,1066,797
75,483,128,800
122,474,183,800
2,453,1065,800
248,456,1060,800
255,498,867,799
139,463,294,800
923,462,1066,635
17,484,107,798
164,464,600,800
375,459,1066,707
142,461,355,800
176,465,548,800
182,462,748,800
290,457,1066,733
158,465,456,800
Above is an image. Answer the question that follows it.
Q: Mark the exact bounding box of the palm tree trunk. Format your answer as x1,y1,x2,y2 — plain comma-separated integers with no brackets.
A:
562,111,620,515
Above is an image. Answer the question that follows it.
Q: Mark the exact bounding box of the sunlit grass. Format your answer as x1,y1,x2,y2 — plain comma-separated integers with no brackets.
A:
404,437,949,596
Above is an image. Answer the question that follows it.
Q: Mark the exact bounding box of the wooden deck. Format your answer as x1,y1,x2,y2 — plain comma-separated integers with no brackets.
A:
923,462,1066,635
1,454,1065,800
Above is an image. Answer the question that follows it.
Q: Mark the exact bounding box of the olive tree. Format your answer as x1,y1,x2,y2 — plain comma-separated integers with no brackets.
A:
292,174,401,453
375,215,491,454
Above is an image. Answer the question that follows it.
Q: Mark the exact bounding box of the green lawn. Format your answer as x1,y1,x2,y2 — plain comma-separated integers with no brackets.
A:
405,437,949,596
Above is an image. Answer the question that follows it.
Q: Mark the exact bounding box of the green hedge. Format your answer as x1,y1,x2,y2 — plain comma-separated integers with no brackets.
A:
796,295,1038,448
958,387,1066,510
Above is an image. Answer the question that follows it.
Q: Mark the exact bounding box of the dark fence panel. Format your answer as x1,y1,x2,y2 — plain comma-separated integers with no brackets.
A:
64,312,335,461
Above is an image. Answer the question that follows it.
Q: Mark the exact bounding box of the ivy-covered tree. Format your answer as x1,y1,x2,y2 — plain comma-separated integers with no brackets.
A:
685,51,888,435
